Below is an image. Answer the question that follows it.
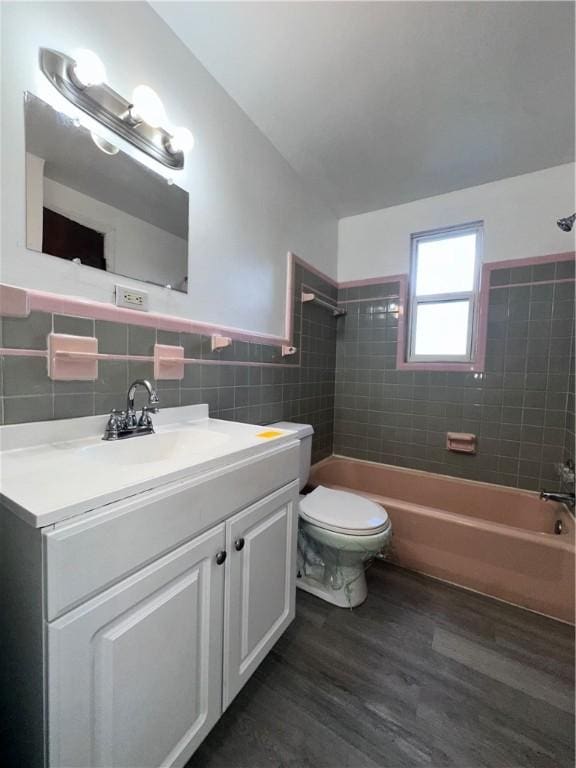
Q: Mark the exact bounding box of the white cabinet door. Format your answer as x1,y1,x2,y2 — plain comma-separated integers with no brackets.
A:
223,481,299,708
48,524,226,768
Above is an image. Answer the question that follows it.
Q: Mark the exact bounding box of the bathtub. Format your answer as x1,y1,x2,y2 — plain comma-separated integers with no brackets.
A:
310,456,575,623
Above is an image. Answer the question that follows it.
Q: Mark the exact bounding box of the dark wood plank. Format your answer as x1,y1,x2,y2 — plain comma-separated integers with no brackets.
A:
187,564,575,768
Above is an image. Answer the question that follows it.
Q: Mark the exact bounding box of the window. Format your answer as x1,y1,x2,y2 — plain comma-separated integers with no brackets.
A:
408,222,483,362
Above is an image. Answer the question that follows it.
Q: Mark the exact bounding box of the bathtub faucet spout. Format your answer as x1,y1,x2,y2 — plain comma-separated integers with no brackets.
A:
540,490,575,510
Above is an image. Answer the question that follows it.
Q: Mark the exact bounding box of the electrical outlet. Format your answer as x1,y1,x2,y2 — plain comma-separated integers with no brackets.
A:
115,284,149,311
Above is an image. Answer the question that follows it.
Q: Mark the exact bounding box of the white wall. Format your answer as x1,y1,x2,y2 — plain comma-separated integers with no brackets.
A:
1,2,337,337
43,178,187,290
25,153,44,251
338,164,576,281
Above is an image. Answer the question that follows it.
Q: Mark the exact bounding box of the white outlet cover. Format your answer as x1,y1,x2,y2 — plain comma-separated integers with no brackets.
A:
115,284,149,312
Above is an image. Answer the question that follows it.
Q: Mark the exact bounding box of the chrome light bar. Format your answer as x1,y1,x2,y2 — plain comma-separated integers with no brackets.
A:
39,47,185,170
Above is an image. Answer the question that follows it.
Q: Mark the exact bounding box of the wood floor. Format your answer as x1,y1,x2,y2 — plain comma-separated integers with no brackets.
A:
188,564,575,768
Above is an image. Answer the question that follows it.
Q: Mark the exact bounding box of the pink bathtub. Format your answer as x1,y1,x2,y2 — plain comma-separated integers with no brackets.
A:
310,456,575,623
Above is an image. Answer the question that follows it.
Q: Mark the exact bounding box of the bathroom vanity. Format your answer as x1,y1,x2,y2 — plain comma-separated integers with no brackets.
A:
0,406,300,768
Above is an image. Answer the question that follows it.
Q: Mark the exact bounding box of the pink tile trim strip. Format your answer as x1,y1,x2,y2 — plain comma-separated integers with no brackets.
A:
0,285,29,317
285,252,295,342
48,333,98,381
339,274,405,289
339,295,400,305
484,250,574,271
293,254,338,287
26,288,291,345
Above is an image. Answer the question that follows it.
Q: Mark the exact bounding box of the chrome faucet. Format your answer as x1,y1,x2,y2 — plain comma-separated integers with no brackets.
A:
103,379,160,440
540,490,575,511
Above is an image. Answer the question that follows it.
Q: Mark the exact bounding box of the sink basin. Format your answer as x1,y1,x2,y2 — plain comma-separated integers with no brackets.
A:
81,428,230,466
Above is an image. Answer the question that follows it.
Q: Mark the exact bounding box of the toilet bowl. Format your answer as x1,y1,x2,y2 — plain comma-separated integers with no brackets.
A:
270,422,392,608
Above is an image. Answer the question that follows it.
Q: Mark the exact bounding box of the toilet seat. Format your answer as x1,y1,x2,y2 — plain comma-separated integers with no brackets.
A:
299,485,390,536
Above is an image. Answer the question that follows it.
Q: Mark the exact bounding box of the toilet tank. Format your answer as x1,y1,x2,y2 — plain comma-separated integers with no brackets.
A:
270,422,314,490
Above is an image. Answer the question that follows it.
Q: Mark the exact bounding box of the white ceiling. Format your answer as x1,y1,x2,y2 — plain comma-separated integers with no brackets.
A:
153,1,575,218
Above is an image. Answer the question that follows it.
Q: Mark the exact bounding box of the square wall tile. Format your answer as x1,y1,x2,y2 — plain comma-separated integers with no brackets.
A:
2,312,51,349
53,315,94,337
4,395,53,424
3,357,50,396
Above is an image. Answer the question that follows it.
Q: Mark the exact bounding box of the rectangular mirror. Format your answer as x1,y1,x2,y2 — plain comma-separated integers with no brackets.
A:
24,92,189,292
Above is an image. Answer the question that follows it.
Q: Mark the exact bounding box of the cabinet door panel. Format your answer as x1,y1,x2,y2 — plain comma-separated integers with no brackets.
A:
224,482,298,708
48,524,225,768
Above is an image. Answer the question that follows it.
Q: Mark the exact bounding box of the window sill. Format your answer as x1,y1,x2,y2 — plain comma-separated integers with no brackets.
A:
397,359,483,372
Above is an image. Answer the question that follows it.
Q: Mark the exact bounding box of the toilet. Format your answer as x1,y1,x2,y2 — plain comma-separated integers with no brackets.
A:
271,422,392,608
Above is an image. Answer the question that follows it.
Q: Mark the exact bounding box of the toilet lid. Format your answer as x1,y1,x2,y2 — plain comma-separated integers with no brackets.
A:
299,486,390,536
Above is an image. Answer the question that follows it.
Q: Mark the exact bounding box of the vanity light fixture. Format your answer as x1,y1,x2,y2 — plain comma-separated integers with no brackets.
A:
71,49,107,88
131,85,167,128
167,127,195,154
90,131,119,156
39,47,193,170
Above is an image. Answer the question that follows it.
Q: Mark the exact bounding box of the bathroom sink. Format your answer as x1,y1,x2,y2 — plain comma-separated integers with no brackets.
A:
0,404,297,527
81,428,230,466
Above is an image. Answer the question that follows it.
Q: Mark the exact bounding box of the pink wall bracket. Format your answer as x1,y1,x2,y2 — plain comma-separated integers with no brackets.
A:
446,432,477,454
47,333,98,381
0,284,30,317
281,345,297,356
211,335,232,352
154,344,184,380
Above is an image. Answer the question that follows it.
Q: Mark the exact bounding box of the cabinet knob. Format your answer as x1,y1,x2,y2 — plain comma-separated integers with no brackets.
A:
216,550,227,565
234,537,245,552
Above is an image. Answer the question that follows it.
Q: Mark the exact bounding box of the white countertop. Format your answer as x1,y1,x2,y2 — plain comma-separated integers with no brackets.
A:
0,405,298,528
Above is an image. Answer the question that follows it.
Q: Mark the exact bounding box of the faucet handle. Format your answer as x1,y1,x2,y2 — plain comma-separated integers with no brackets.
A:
138,406,154,428
104,409,121,440
125,408,138,428
148,390,160,414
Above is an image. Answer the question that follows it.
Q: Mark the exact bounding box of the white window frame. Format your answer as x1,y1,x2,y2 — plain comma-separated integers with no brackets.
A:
407,221,483,363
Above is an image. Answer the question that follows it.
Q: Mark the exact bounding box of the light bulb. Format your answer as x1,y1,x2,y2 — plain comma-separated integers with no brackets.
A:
167,127,195,154
91,131,119,155
131,85,166,128
72,49,106,88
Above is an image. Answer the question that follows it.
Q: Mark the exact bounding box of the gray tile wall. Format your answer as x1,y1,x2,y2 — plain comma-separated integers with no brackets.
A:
334,259,575,491
0,264,337,464
2,257,572,487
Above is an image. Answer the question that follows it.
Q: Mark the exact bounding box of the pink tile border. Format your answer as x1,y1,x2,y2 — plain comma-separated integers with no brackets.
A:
292,254,338,287
25,287,291,346
0,285,29,317
339,274,405,289
339,294,400,305
483,250,575,271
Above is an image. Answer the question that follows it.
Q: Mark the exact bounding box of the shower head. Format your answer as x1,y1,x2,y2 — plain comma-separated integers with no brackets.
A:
557,213,576,232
